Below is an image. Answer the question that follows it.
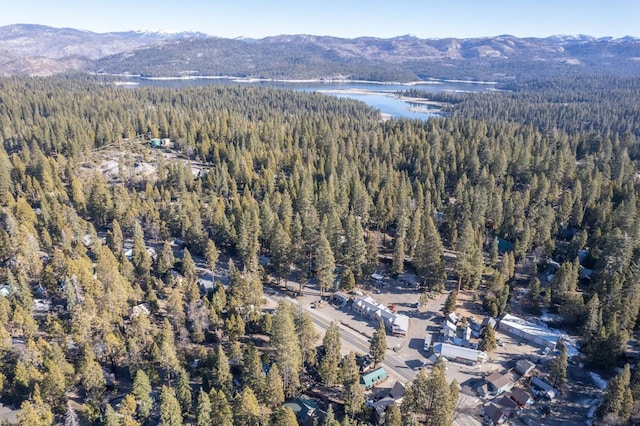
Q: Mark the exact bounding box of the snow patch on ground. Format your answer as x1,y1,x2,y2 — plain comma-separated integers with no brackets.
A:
589,372,608,390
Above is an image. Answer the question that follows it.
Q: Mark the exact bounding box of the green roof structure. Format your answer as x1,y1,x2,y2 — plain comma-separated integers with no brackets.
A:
361,367,388,388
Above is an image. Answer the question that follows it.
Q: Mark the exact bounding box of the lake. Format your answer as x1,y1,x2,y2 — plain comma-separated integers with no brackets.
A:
117,77,497,120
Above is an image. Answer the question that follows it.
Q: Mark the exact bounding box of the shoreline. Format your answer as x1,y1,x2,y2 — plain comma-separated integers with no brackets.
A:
97,72,498,86
317,87,445,107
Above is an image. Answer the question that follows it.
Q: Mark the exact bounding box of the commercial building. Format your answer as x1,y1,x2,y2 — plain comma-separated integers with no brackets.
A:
352,296,410,336
433,342,488,365
499,314,564,350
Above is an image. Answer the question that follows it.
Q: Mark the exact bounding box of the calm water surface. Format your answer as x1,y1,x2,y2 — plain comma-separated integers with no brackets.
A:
123,77,496,120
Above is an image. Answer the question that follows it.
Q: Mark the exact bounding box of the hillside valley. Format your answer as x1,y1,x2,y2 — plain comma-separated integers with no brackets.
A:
2,24,640,81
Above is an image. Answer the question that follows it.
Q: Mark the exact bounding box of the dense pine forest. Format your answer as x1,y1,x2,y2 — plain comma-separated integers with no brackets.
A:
1,74,640,424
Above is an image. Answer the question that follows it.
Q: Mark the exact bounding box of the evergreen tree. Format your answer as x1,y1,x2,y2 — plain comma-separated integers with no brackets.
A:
271,222,292,285
548,346,568,388
181,247,198,283
528,277,541,303
17,385,54,426
454,219,483,290
339,268,356,291
225,311,246,341
364,232,380,276
478,325,497,352
176,368,193,415
156,240,175,276
322,404,340,426
118,394,138,423
402,358,454,425
196,389,212,426
392,235,405,275
205,238,220,283
293,306,319,366
270,406,299,426
264,364,286,408
597,363,634,423
159,385,183,426
443,291,457,315
212,345,233,398
370,320,387,367
272,301,302,397
414,214,446,292
343,214,367,280
319,321,342,386
384,403,402,426
104,405,120,426
210,388,234,426
237,208,260,273
132,369,153,420
243,343,265,397
341,352,365,418
261,312,273,335
233,387,261,426
131,221,151,281
78,348,106,410
316,230,336,296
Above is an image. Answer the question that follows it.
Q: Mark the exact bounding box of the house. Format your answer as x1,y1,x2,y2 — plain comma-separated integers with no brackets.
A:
284,397,319,426
369,381,406,424
509,388,534,406
33,299,51,314
486,371,515,396
484,402,508,425
515,360,536,377
499,314,564,350
447,312,460,324
530,377,558,399
389,381,406,400
370,271,384,282
434,342,487,365
482,317,497,330
484,396,519,425
497,238,514,253
130,303,150,318
397,273,419,287
370,397,397,424
332,292,350,307
0,285,11,297
453,414,482,426
391,314,409,337
150,138,162,148
442,320,457,339
361,367,388,389
463,324,472,341
124,246,158,262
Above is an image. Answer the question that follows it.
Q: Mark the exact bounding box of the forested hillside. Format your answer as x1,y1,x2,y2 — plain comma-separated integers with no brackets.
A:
4,24,640,81
0,75,640,424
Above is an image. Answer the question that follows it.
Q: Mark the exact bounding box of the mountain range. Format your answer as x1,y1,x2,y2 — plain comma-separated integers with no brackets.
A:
2,24,640,81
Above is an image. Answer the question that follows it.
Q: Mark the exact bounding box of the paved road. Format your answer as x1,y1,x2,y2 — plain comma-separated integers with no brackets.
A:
278,295,417,384
200,259,419,385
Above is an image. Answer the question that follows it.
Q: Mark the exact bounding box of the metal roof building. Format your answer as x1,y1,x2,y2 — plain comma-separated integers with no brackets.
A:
434,342,488,365
499,314,564,350
352,296,409,336
361,367,388,389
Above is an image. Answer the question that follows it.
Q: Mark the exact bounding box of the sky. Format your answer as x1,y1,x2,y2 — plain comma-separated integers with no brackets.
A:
1,0,638,39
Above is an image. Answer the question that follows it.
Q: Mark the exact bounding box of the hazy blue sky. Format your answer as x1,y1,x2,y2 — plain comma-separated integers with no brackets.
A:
1,0,638,39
